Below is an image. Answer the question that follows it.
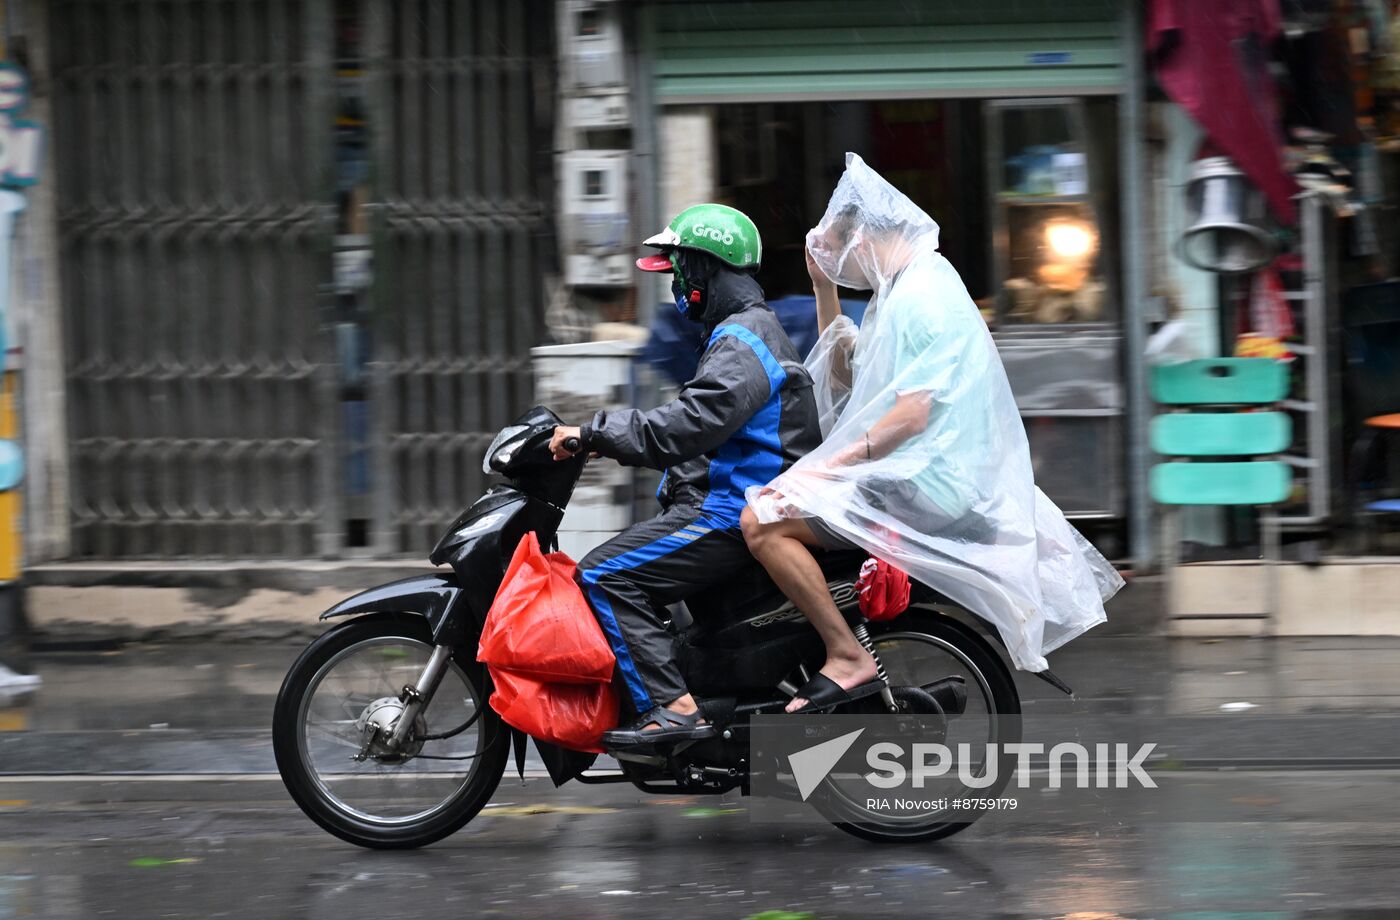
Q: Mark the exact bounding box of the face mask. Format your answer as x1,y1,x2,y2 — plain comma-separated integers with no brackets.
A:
670,275,687,316
667,253,690,317
670,275,705,322
670,251,689,289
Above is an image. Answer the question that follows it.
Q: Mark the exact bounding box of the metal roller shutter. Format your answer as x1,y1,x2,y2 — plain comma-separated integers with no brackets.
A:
650,0,1123,103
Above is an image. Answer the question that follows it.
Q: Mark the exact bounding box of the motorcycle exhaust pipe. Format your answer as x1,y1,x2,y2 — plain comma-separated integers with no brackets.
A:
921,676,968,716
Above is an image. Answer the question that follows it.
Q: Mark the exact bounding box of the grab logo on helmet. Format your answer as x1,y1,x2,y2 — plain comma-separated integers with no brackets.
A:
691,224,735,246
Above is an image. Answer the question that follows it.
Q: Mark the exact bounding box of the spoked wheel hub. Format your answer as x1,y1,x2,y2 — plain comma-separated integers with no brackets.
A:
352,696,426,764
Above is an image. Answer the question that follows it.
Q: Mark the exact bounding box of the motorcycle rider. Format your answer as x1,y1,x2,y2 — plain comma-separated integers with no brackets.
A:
550,204,821,748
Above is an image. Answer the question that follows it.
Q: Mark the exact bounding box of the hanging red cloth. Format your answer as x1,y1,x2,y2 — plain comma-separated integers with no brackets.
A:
1148,0,1300,226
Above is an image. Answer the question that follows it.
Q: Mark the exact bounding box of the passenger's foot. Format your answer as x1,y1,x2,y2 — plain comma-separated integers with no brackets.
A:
786,652,880,713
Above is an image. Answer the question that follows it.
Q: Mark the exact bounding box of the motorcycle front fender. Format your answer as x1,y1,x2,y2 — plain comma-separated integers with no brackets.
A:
320,572,476,648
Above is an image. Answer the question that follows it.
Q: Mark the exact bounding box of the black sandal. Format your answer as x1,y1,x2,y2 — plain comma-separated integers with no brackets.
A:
787,674,885,715
602,705,717,749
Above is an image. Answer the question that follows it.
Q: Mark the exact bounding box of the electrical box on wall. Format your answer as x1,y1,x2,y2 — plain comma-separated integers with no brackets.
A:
565,91,631,131
565,253,632,287
555,1,633,290
560,150,630,287
563,0,626,91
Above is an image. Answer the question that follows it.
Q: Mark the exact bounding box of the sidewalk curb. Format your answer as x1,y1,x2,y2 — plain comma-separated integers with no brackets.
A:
23,563,1166,644
26,562,440,644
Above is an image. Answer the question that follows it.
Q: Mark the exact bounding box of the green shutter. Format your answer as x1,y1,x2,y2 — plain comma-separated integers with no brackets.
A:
650,0,1124,103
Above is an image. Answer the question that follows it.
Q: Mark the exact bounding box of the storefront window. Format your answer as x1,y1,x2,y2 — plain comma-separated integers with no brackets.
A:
987,99,1109,326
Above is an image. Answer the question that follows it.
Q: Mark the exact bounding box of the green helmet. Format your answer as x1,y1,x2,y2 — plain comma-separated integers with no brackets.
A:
635,203,762,274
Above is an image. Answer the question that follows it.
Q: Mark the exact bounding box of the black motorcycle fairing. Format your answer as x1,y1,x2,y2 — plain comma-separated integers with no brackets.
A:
681,629,826,696
509,404,566,432
320,573,474,646
670,553,867,696
440,488,564,620
430,486,528,566
677,550,976,696
479,406,587,510
506,429,588,509
684,550,868,649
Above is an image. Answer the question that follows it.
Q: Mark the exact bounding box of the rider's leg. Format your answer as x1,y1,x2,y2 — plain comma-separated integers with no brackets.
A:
577,506,751,734
739,508,877,712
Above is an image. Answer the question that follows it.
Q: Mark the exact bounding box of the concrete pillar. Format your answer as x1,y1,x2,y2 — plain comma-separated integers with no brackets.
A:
658,106,716,221
653,105,716,311
12,0,70,562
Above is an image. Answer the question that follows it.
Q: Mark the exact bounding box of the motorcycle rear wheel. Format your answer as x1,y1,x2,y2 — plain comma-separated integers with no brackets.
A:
812,611,1022,844
272,613,508,849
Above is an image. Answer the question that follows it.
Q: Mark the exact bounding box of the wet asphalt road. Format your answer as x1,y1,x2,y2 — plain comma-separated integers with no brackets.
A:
4,636,1400,919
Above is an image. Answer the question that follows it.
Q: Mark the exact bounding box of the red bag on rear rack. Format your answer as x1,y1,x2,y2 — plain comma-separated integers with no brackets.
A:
478,532,615,685
478,532,619,752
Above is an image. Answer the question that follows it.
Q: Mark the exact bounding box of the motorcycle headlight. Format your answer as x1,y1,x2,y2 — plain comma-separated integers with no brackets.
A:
482,425,529,474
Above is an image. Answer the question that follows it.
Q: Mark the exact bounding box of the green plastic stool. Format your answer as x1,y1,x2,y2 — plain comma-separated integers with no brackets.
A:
1151,359,1293,624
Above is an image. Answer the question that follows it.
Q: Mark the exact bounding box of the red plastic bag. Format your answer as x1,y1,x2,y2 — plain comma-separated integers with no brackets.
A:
478,532,620,753
478,532,615,685
857,556,911,622
488,667,618,754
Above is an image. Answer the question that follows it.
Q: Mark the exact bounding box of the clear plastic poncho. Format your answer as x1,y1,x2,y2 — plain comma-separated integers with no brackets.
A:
747,154,1123,671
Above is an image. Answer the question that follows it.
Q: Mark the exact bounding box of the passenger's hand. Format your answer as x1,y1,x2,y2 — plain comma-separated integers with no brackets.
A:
806,245,836,296
752,484,800,519
550,426,583,461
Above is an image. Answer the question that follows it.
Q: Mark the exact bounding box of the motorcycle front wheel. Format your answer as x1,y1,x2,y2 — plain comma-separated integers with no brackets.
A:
272,613,509,849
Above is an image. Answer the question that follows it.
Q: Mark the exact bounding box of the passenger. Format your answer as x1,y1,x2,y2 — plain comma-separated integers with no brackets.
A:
743,154,1123,709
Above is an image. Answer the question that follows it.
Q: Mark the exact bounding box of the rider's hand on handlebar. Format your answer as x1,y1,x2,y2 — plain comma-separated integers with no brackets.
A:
550,426,585,461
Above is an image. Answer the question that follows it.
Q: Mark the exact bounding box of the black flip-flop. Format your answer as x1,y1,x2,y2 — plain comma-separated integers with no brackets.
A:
787,674,885,715
602,705,717,749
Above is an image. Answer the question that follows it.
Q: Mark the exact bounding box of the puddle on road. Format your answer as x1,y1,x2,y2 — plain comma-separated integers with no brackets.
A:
481,804,617,817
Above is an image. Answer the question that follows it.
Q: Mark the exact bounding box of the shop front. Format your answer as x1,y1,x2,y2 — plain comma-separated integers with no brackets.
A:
1140,0,1400,633
637,0,1144,560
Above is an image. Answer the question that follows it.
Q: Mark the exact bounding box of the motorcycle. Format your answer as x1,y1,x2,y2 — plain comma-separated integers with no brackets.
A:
273,405,1065,848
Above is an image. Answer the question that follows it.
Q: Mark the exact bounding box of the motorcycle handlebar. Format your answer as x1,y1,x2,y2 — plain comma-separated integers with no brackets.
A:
563,437,582,454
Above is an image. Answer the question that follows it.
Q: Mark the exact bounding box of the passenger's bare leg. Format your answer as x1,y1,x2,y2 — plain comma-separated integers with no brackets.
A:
740,508,877,712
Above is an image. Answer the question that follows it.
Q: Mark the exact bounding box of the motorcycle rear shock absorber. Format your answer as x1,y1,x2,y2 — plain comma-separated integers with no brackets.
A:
852,621,898,712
